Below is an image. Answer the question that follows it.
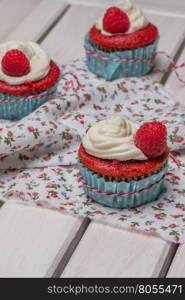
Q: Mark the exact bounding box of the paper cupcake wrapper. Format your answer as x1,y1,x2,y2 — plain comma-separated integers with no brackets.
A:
78,161,168,209
84,34,159,80
0,81,59,120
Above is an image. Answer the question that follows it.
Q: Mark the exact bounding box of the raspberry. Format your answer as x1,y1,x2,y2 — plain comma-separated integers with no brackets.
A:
103,7,130,34
135,121,167,158
2,49,30,77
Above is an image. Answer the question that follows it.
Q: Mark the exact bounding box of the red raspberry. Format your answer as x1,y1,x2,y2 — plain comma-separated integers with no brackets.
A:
135,121,167,158
2,49,30,77
103,7,130,34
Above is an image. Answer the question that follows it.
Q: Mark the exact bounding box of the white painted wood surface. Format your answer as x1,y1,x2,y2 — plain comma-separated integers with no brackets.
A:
42,5,104,63
165,47,185,104
62,222,171,278
0,0,184,278
0,203,82,277
69,0,185,16
167,245,185,277
6,0,69,42
0,0,41,42
0,0,84,278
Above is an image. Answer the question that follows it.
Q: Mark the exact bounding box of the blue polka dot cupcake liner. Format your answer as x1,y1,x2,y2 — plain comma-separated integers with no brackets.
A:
78,161,168,209
84,34,159,81
0,81,59,120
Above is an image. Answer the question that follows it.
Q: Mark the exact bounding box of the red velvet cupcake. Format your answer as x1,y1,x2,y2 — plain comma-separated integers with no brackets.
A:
85,0,159,80
78,117,169,209
0,41,60,120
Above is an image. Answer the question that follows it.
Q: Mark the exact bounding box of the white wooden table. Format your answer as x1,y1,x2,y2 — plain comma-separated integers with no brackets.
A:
0,0,185,278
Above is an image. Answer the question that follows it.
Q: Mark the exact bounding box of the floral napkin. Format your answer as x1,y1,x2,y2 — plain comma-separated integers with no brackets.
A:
0,58,185,243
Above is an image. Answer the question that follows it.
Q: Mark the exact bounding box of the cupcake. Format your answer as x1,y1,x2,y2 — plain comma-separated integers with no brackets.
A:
0,41,60,120
85,0,159,80
78,117,169,209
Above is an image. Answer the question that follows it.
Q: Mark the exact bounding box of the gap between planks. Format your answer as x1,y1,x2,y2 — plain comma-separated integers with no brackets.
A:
0,203,84,277
37,4,71,44
158,244,179,278
161,34,185,85
60,222,174,278
52,218,90,277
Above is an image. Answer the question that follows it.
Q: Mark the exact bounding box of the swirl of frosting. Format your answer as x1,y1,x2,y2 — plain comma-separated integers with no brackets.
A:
83,117,147,161
0,41,50,85
96,0,148,36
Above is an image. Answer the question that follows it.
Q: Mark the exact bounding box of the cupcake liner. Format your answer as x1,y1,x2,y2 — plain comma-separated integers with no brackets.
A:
84,34,159,80
0,81,59,120
78,161,168,209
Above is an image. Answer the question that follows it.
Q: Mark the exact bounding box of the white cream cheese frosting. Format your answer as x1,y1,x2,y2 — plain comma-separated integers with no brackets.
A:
83,117,147,161
96,0,148,36
0,41,50,85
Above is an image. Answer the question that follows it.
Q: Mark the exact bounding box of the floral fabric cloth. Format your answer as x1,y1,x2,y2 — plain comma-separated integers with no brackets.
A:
0,58,185,243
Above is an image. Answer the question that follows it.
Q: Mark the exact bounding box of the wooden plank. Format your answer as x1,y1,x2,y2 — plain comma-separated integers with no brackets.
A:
68,0,185,17
61,222,172,277
0,1,84,277
6,0,69,42
0,203,83,277
167,245,185,277
0,0,41,42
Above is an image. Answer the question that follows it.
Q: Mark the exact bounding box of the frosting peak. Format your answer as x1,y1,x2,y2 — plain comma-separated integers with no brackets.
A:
96,0,148,36
83,117,147,161
0,41,50,85
116,0,132,11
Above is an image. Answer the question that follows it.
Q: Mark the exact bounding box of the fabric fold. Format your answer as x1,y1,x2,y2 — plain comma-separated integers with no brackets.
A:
0,58,185,244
